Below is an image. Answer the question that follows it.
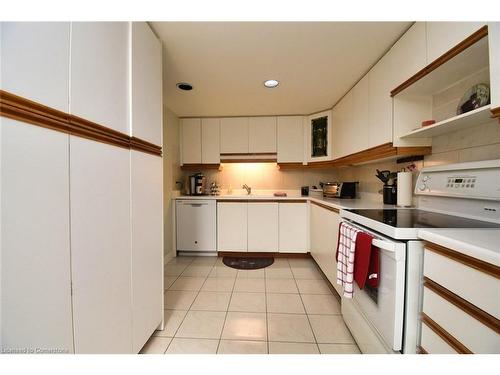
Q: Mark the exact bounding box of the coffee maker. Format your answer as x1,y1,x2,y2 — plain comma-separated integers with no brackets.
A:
188,173,206,195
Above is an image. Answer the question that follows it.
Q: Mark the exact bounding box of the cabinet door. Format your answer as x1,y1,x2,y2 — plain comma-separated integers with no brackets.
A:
279,203,308,253
426,22,486,63
70,22,129,133
248,203,279,252
489,22,500,109
70,137,132,353
130,151,163,353
1,119,73,353
220,117,249,154
333,92,353,159
131,22,162,145
351,75,370,154
368,51,394,148
307,110,333,162
181,118,201,164
201,118,220,164
248,116,277,153
217,202,247,251
390,22,427,87
1,22,70,112
277,116,304,163
309,204,341,293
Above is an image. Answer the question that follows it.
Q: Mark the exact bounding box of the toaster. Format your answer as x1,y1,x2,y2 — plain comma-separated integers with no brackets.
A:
321,181,357,199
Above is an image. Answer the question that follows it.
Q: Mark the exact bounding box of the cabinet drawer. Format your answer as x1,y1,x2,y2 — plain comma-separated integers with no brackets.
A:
420,322,458,354
424,244,500,317
423,284,500,353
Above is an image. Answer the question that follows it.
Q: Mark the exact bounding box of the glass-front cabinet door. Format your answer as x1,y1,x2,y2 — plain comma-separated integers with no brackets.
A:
307,110,332,163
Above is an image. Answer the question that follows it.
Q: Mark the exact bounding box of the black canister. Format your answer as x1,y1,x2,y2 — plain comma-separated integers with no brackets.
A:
383,185,397,205
301,186,309,196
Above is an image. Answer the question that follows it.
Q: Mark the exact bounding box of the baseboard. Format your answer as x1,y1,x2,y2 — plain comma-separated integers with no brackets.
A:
217,251,312,259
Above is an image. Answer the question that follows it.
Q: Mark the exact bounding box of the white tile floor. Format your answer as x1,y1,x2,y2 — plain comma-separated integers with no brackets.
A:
140,256,360,354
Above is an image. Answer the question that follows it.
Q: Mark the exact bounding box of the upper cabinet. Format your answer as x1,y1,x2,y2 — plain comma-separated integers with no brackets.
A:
277,116,304,163
307,110,333,163
70,22,129,134
201,118,221,164
368,51,394,148
390,22,427,87
351,74,370,153
0,22,70,112
131,22,162,145
248,116,277,153
180,118,202,164
220,117,249,154
426,22,486,63
488,22,500,109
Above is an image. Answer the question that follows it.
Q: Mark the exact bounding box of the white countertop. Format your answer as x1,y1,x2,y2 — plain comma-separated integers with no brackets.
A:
173,192,394,211
418,229,500,266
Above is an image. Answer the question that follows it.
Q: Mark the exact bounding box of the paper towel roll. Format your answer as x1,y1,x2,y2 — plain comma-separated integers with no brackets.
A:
397,172,413,207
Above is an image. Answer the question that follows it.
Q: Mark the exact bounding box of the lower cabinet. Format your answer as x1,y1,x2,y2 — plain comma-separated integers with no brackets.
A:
279,203,308,253
69,137,133,353
310,202,341,294
217,202,248,252
248,203,279,252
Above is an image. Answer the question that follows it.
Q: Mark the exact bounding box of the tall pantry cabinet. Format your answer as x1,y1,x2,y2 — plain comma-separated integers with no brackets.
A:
0,22,163,354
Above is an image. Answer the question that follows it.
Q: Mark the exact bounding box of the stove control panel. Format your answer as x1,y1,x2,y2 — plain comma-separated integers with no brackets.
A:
415,160,500,201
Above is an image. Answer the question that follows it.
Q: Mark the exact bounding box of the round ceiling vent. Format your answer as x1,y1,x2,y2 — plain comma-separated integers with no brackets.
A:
176,82,193,91
263,79,279,88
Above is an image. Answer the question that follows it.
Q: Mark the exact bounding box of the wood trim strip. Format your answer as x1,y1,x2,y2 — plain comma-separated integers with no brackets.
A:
181,163,221,170
491,106,500,119
423,277,500,334
391,25,488,97
424,241,500,279
417,346,428,354
0,90,162,156
310,200,340,213
216,199,307,203
277,162,308,169
217,251,311,258
421,313,473,354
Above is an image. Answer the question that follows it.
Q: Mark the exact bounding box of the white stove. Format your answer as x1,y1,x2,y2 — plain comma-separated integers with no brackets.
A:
339,159,500,354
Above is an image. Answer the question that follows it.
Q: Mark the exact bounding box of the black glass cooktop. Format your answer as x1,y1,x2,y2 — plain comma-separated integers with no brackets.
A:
348,209,500,229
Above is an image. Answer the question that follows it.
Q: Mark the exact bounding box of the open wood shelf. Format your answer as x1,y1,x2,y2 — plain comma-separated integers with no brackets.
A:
400,105,493,139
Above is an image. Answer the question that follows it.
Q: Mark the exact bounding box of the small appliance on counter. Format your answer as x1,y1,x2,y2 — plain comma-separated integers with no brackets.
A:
375,169,398,204
187,173,207,195
320,181,357,199
301,186,309,196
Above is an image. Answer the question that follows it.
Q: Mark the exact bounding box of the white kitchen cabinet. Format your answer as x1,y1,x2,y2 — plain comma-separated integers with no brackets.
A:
426,22,486,63
310,202,341,295
70,136,132,353
131,22,162,145
390,22,427,87
70,22,129,134
279,203,308,253
489,22,500,109
180,118,202,164
247,203,279,252
220,117,249,154
248,116,277,153
350,74,370,154
130,151,163,353
176,200,217,252
1,118,74,353
217,202,248,251
332,91,353,159
0,22,70,112
368,51,394,148
201,118,221,164
307,110,333,162
277,116,304,163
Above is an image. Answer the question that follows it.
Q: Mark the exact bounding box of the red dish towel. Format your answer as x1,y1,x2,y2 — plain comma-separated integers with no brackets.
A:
354,232,379,289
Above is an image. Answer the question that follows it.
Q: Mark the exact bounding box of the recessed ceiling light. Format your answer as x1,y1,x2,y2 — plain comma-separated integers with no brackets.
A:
263,79,279,88
176,82,193,91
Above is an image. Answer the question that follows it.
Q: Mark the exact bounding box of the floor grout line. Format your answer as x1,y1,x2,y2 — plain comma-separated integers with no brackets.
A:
215,257,237,354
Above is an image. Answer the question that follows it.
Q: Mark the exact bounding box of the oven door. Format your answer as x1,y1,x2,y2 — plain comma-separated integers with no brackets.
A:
340,219,406,352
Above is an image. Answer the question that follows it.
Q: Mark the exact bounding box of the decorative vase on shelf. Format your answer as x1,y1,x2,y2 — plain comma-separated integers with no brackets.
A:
456,83,490,115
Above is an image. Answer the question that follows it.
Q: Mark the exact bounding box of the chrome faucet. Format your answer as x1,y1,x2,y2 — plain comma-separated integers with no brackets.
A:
242,184,252,195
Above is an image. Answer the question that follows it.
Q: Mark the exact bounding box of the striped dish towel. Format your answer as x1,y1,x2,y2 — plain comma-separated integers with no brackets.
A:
336,221,362,298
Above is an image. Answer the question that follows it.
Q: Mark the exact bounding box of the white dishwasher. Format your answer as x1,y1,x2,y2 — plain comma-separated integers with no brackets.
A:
176,199,217,254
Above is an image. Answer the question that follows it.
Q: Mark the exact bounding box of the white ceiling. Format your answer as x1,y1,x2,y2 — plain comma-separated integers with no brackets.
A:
150,22,411,117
